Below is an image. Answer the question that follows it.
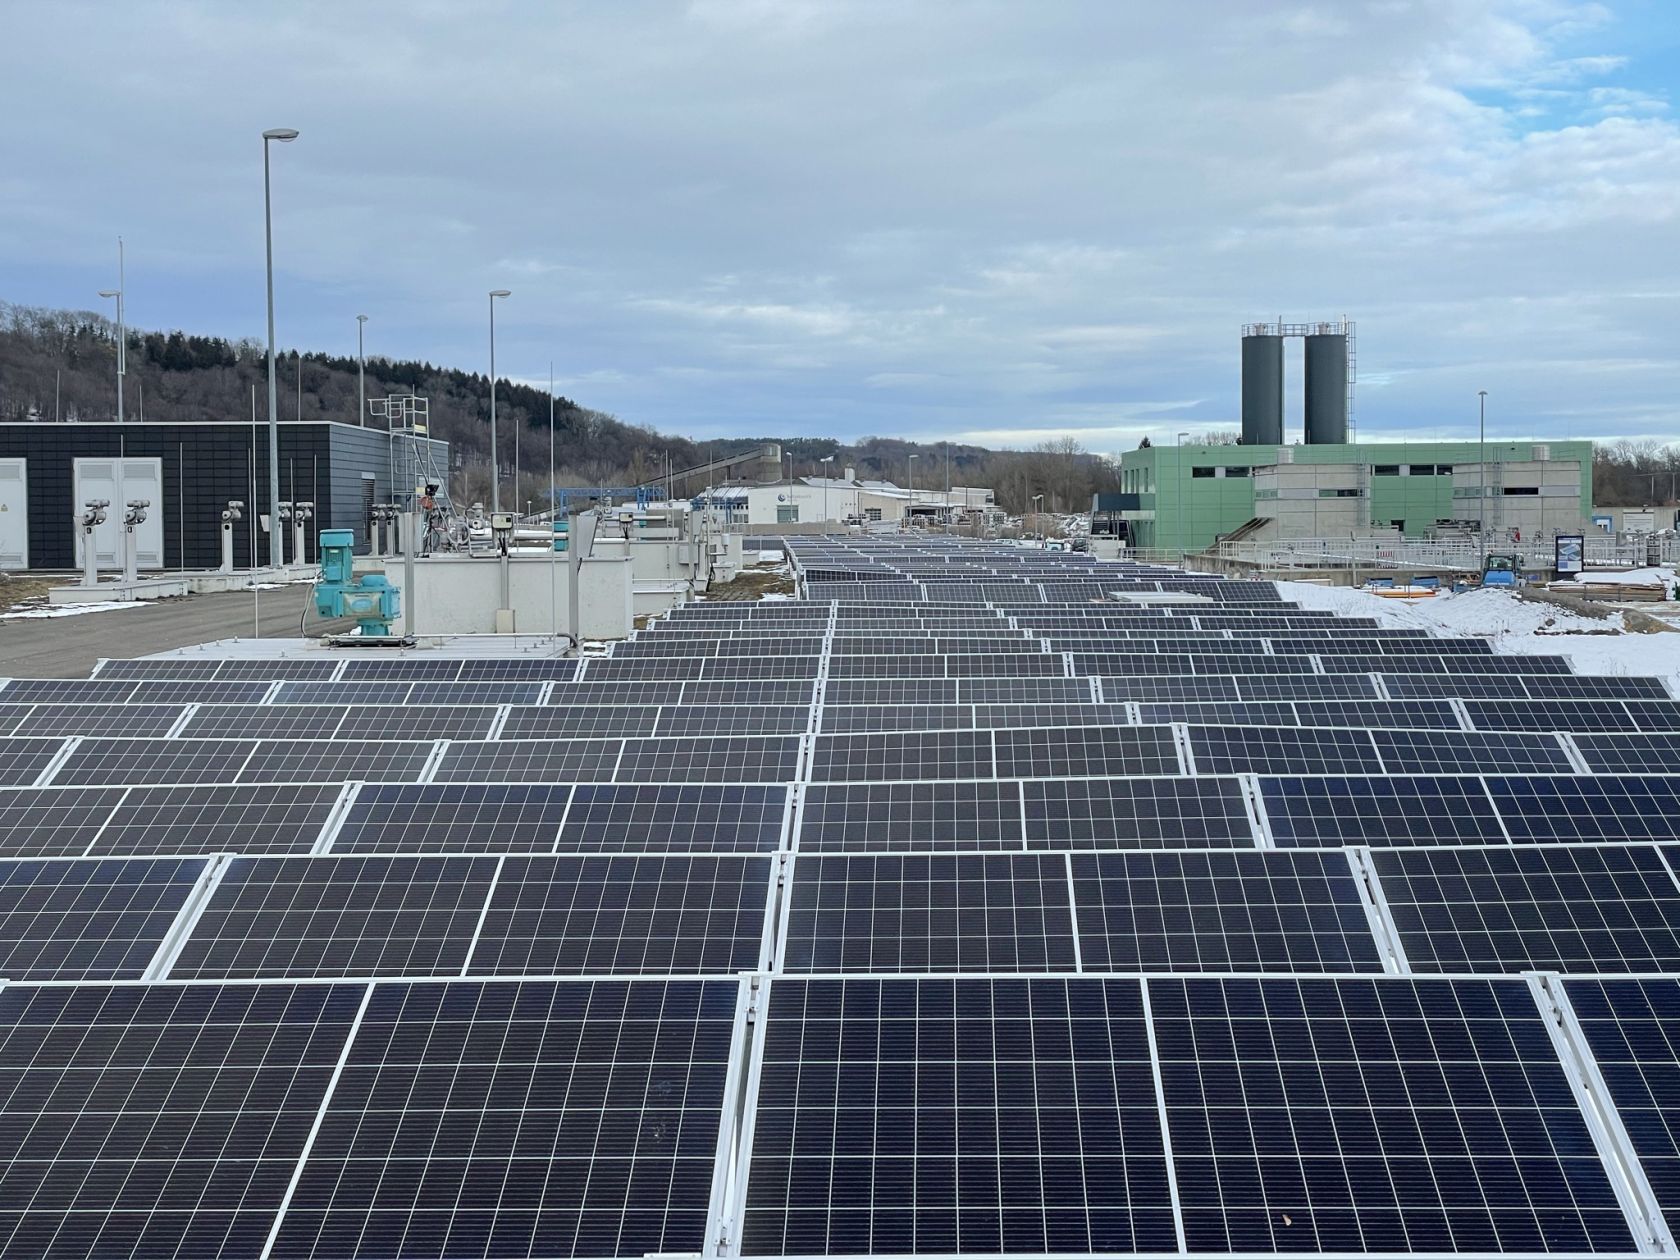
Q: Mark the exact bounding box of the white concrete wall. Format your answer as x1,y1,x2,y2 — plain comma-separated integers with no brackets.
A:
383,554,634,638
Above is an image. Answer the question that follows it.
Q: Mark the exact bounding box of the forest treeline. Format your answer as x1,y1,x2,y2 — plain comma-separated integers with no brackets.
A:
0,301,1124,513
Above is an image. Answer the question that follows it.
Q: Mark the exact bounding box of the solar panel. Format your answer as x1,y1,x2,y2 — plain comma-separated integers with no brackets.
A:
1295,699,1462,730
738,977,1178,1256
182,703,349,739
466,854,774,974
820,704,972,734
970,702,1133,730
340,658,463,680
0,855,206,979
995,725,1181,779
335,704,497,741
434,738,622,783
677,679,818,705
128,679,275,703
0,980,365,1260
1562,977,1680,1228
1234,674,1380,701
270,977,741,1260
616,735,801,783
0,703,31,736
96,657,223,679
1464,699,1639,733
780,854,1078,971
1575,733,1680,774
547,680,687,705
1622,700,1680,730
797,781,1024,851
1070,849,1383,972
654,705,810,736
52,737,255,786
500,706,661,738
238,739,435,783
958,677,1100,703
0,737,68,786
331,783,570,852
1382,673,1536,700
1261,776,1508,847
95,783,342,855
1022,777,1257,848
0,787,126,857
169,854,500,978
1095,676,1241,703
11,703,186,737
1149,976,1634,1254
1372,844,1680,973
1372,729,1574,775
810,731,993,782
456,657,578,680
1139,701,1298,727
1489,776,1680,843
1189,725,1383,775
560,784,789,852
1522,674,1671,700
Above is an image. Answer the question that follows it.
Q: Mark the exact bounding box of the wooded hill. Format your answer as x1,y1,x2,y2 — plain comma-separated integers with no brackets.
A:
0,299,1117,511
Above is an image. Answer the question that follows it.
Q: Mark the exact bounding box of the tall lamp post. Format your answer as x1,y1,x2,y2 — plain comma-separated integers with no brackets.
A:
1032,493,1044,542
1477,389,1488,537
819,455,834,526
262,127,299,568
96,238,125,424
356,315,368,426
488,290,511,514
908,453,919,524
1176,431,1190,559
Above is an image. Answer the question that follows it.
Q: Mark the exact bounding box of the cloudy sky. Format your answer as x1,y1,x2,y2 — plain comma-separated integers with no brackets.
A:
3,0,1676,451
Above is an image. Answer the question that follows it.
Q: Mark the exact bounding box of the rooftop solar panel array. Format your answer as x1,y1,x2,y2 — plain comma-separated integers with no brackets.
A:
3,535,1678,1258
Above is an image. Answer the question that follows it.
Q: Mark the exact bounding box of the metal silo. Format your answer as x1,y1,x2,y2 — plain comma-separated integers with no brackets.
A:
1240,330,1284,446
1303,331,1349,445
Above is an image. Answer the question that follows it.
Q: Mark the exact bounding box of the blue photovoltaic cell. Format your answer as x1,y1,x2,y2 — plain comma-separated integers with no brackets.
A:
0,981,365,1260
1563,977,1680,1228
740,977,1179,1256
1150,976,1635,1255
270,978,740,1260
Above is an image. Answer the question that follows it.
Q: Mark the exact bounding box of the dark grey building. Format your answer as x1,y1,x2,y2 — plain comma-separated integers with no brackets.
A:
0,421,448,570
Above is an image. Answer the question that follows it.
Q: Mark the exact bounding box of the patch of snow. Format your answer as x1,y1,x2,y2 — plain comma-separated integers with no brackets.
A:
1,601,152,621
1276,580,1680,695
1570,567,1677,589
756,550,783,564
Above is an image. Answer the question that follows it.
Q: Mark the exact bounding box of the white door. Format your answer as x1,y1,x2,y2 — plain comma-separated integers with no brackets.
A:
0,460,26,569
74,458,164,569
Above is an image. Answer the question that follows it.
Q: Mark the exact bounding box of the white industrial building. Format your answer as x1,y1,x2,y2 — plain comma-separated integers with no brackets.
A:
697,466,997,527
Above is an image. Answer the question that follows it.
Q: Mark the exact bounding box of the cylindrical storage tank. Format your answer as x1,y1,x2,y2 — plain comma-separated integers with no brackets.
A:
1240,335,1284,446
1303,333,1349,444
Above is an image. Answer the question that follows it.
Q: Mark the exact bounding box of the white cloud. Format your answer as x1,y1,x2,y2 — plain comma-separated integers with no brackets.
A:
0,0,1674,451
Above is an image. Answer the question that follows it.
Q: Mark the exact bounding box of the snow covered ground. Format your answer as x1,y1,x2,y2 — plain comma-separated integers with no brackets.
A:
1276,580,1680,694
0,601,152,622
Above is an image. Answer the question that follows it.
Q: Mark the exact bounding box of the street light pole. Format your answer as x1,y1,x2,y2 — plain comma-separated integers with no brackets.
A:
908,453,918,524
262,128,299,569
820,455,833,526
1478,390,1488,538
488,290,511,515
97,238,126,424
356,315,367,426
1177,431,1190,558
1032,493,1044,542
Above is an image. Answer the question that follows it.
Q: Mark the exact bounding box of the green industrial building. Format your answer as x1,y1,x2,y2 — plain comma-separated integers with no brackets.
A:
1114,439,1595,553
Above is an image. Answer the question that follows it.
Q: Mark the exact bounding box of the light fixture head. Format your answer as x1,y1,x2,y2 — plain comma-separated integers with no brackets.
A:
98,289,120,298
263,128,300,142
357,314,368,324
490,289,512,298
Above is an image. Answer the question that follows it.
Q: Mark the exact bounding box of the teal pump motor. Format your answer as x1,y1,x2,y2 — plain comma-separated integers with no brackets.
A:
314,528,400,635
